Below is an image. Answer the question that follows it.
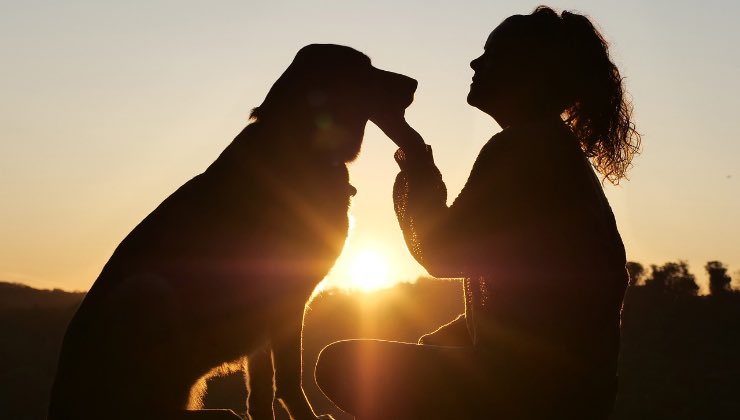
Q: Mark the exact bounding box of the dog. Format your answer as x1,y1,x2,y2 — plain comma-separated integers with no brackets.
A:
48,44,417,420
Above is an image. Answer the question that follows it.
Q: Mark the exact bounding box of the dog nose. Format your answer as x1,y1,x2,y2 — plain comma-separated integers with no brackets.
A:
375,68,417,92
393,73,417,109
390,72,417,100
400,74,418,92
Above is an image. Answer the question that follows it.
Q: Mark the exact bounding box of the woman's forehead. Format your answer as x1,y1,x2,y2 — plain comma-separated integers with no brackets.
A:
484,15,526,50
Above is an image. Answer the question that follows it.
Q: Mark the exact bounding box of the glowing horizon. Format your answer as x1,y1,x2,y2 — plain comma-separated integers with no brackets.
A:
2,1,739,293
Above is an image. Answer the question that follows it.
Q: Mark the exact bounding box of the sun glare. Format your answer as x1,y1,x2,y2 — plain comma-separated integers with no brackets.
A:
348,250,392,292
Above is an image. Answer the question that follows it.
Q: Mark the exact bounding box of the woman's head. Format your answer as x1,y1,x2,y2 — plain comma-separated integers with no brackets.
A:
468,6,640,184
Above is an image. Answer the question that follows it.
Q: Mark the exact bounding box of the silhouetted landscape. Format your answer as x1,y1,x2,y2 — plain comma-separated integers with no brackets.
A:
2,260,739,419
0,283,84,419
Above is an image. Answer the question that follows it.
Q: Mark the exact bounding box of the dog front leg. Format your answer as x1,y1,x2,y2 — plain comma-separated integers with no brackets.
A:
246,345,276,420
270,305,332,420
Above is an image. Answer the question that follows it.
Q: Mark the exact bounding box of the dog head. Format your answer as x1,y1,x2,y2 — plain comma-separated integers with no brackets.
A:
250,44,417,162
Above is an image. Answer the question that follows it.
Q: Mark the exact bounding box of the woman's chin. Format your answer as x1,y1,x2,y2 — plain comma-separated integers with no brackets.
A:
466,90,483,107
466,90,476,105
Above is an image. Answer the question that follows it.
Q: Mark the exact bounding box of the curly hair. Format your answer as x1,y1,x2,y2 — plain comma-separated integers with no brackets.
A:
528,6,641,184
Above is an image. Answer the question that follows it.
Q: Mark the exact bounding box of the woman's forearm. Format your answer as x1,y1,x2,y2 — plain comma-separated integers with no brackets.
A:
393,148,474,278
372,115,427,155
376,116,482,277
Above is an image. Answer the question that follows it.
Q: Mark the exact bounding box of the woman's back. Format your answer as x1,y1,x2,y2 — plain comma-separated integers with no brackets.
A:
465,117,628,416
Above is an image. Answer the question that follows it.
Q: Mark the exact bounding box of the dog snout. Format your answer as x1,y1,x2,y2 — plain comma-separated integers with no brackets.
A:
393,73,417,110
399,73,418,93
373,68,417,110
384,70,417,95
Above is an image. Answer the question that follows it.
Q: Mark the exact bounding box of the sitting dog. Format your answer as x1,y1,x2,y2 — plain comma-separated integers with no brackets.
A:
48,44,417,420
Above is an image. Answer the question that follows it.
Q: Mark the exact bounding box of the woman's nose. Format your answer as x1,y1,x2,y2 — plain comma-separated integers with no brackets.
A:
470,55,483,71
470,57,479,70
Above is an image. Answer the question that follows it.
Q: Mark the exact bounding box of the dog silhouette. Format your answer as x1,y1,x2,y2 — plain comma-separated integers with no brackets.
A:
48,44,416,420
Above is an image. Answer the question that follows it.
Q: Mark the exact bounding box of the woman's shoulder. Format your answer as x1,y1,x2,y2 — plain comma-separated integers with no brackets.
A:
486,116,580,162
510,115,575,143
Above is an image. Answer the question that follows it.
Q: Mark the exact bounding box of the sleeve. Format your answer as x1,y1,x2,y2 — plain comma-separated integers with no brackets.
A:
392,131,552,279
392,144,452,276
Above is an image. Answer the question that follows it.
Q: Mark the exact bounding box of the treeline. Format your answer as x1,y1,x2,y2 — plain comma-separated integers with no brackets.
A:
626,260,737,296
615,280,740,419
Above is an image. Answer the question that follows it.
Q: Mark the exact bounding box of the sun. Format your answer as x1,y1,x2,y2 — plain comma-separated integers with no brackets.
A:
348,250,392,292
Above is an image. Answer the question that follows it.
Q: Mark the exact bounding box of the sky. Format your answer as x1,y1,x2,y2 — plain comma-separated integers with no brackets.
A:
1,0,738,292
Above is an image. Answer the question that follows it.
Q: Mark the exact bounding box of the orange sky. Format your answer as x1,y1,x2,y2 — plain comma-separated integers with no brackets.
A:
1,1,739,292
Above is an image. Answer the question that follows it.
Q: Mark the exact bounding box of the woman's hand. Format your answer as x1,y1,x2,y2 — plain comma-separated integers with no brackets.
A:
370,111,426,153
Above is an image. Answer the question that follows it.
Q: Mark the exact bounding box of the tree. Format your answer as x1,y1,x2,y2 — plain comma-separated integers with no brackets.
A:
626,261,645,286
706,261,732,296
644,261,699,296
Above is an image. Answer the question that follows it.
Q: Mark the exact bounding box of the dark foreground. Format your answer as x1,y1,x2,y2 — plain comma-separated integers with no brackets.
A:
1,280,739,419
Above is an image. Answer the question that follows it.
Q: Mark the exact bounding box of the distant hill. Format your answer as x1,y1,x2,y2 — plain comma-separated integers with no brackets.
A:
0,282,85,310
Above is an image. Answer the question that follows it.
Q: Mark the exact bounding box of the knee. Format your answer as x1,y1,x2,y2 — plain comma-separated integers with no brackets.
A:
314,341,341,396
315,340,365,400
315,340,367,414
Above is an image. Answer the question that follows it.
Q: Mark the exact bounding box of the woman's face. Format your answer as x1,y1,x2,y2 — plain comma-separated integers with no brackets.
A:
467,17,550,127
467,23,518,118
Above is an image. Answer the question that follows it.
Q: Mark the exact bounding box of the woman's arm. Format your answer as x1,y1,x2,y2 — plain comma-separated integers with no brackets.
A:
374,117,505,278
373,115,462,276
392,145,466,278
375,116,551,279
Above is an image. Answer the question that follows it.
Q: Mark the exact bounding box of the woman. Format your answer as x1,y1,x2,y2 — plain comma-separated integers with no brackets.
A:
316,6,640,419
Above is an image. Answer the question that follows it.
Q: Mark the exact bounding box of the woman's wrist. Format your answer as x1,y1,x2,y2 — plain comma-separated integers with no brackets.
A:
371,114,432,166
400,136,427,154
394,142,434,170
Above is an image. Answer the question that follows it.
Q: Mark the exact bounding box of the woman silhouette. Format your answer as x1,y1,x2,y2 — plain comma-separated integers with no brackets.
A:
316,6,640,419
